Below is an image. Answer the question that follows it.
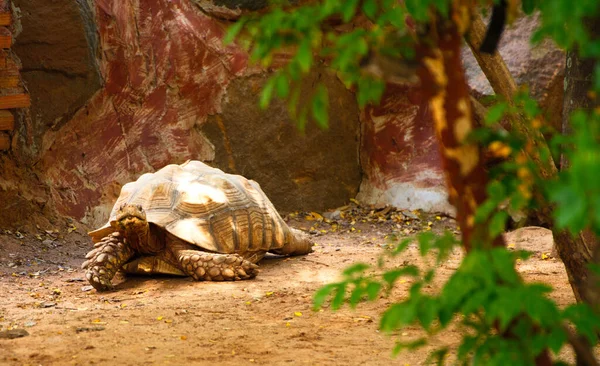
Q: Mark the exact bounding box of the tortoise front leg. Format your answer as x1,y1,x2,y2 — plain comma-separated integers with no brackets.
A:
81,232,135,291
175,250,260,281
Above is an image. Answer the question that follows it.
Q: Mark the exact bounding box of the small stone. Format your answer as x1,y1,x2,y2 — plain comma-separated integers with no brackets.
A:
81,285,94,292
24,321,37,327
0,329,29,339
41,302,57,308
42,239,55,246
75,326,105,333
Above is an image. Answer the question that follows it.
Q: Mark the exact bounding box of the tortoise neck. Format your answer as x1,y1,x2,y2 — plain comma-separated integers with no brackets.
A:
125,222,150,253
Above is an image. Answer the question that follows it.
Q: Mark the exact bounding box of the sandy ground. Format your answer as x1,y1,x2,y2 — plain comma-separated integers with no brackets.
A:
0,211,588,365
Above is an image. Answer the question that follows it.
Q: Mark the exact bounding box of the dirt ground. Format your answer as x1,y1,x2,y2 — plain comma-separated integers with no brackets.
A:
0,209,590,365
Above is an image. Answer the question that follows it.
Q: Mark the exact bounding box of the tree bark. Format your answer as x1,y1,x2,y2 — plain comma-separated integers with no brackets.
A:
561,18,600,313
415,10,552,364
415,14,504,251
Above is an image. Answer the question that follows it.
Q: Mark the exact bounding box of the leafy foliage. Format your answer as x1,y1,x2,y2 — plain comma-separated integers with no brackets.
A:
228,0,600,363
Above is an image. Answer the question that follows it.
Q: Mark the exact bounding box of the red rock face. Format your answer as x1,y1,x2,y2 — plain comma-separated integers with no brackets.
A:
40,0,249,223
357,84,452,213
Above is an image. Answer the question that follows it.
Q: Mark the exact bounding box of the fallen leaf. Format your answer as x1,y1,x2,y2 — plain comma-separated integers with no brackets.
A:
305,212,323,221
156,316,164,321
294,312,302,317
180,335,187,340
350,198,360,205
265,291,274,297
541,253,550,260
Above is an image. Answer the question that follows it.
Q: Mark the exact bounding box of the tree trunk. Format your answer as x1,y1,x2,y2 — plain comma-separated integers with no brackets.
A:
415,15,504,251
562,18,600,311
415,9,552,364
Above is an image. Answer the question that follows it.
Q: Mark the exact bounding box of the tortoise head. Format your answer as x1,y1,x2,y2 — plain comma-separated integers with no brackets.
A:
113,203,148,236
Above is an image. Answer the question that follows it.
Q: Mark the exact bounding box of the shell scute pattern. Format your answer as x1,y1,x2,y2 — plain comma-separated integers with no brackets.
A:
94,161,288,254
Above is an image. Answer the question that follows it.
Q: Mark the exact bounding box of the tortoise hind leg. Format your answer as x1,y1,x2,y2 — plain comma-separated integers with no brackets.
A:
270,228,314,256
175,250,259,281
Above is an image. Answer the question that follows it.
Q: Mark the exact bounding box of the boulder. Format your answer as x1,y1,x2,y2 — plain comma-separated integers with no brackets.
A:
12,0,102,159
35,0,360,226
202,69,360,212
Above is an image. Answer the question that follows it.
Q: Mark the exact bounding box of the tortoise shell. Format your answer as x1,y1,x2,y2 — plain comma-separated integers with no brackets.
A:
88,160,292,254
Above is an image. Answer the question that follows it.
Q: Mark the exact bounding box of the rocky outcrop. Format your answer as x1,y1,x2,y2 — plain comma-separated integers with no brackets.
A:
357,84,451,213
1,2,565,229
202,69,360,212
12,0,102,159
32,0,360,227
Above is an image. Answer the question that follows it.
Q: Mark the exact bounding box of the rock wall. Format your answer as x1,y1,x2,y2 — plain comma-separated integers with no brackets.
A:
11,0,360,227
12,0,102,160
1,2,566,228
357,84,451,213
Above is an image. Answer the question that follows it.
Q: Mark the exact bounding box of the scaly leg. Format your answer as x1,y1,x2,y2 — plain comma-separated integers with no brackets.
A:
176,250,259,281
81,232,135,291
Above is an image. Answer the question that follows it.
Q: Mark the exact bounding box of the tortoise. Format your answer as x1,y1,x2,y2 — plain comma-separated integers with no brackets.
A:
82,160,313,291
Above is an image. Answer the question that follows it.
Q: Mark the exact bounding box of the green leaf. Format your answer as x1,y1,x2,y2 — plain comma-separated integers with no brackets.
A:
485,102,508,125
259,78,276,109
489,211,509,238
341,0,360,22
547,327,567,354
331,283,347,310
457,335,479,360
380,302,417,332
362,0,378,18
223,19,246,45
417,297,438,331
313,283,337,310
366,281,382,301
382,266,420,287
391,238,412,256
521,0,535,14
296,40,313,73
343,263,369,276
312,84,329,129
425,347,449,366
392,338,427,356
460,289,491,315
349,282,365,307
491,248,520,285
275,73,290,98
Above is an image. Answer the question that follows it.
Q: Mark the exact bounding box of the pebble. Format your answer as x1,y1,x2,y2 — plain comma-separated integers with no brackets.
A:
0,329,29,339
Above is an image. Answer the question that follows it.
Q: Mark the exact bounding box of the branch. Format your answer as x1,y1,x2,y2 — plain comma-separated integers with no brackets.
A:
465,12,517,103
